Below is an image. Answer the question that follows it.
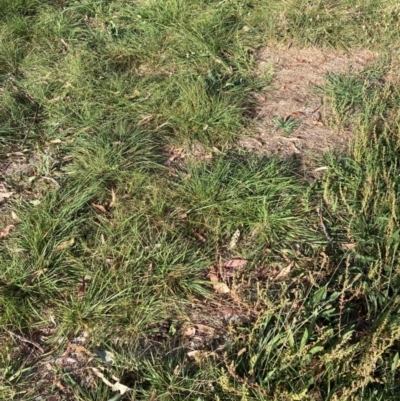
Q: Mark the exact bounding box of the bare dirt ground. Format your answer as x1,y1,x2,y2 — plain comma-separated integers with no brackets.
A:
240,46,378,163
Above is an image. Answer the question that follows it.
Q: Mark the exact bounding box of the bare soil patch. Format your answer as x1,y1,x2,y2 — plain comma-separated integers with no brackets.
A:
240,46,378,163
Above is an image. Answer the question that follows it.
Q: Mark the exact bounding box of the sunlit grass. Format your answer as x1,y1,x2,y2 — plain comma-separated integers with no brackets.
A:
1,1,400,400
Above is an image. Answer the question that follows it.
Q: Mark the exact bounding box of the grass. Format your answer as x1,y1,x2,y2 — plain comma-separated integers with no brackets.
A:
1,0,400,400
274,116,300,135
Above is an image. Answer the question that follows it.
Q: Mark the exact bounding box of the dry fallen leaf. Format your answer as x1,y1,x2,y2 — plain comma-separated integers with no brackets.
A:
208,271,219,282
184,327,196,337
109,188,116,209
187,350,200,359
165,147,184,166
254,94,266,102
275,261,295,280
0,192,13,200
223,259,247,268
221,307,244,323
67,344,92,356
192,230,206,243
55,380,65,390
221,307,237,320
194,323,215,334
194,323,215,333
208,268,230,294
291,111,304,117
214,282,230,294
56,238,75,251
341,242,358,250
91,203,107,213
59,343,92,365
11,211,20,222
91,367,130,395
237,348,247,356
290,142,301,154
0,225,15,238
173,147,184,155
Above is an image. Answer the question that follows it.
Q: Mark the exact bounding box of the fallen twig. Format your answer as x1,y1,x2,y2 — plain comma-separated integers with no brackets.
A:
317,207,333,242
4,328,44,353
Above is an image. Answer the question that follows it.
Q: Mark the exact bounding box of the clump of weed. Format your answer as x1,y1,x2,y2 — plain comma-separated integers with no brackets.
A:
274,116,300,134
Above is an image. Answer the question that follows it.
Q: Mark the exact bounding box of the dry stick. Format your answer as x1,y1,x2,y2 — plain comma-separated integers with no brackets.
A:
4,328,44,353
21,103,39,148
317,207,333,242
312,97,324,114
